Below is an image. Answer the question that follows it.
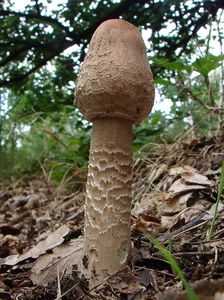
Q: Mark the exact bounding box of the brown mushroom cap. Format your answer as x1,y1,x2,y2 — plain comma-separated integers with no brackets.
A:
74,19,154,123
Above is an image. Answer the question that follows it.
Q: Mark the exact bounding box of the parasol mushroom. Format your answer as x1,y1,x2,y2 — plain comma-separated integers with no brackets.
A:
74,19,154,283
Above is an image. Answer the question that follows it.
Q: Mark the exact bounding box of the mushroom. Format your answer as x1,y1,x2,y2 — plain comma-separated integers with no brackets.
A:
74,19,154,283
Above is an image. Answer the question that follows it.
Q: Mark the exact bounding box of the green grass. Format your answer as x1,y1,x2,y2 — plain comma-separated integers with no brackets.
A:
146,234,199,300
207,160,224,241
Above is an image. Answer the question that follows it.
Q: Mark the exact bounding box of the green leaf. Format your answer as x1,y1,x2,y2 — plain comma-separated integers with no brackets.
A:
155,58,191,72
151,113,163,125
155,78,174,86
192,54,224,76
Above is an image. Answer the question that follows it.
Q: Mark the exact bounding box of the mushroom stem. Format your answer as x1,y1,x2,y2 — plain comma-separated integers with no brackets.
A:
83,117,132,280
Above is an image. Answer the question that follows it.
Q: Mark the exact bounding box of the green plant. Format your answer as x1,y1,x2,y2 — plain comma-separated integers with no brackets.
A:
0,107,90,181
146,233,199,300
153,53,224,137
207,161,224,240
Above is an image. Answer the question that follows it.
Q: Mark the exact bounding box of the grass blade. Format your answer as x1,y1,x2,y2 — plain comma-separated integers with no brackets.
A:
146,233,199,300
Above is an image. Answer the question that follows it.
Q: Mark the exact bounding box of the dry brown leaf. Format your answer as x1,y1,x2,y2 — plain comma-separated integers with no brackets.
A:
169,165,197,176
161,192,193,214
182,172,214,186
204,203,224,220
180,201,209,223
132,198,154,218
157,277,224,300
215,292,224,300
31,239,83,286
131,214,161,236
160,215,175,230
147,164,168,184
4,224,70,266
164,177,211,201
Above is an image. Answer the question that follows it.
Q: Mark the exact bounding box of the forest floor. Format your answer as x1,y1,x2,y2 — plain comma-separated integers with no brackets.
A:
0,132,224,300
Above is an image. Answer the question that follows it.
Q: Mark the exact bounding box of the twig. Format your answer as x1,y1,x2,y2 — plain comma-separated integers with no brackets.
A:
158,216,209,242
56,265,62,299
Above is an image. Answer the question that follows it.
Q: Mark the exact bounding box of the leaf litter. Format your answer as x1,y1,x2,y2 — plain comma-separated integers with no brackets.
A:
0,133,224,299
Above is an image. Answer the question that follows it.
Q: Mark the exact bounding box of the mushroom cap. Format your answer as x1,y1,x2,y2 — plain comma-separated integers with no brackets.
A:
74,19,154,123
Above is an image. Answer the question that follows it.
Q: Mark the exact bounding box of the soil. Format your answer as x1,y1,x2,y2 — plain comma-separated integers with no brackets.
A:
0,133,223,300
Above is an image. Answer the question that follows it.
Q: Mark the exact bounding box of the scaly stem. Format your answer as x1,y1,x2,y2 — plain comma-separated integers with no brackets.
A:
83,117,132,282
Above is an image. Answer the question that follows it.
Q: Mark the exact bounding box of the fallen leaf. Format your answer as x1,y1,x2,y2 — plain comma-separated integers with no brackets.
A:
147,164,168,184
215,292,224,300
182,172,214,187
205,203,224,220
180,201,209,223
31,238,83,286
161,192,193,214
157,276,224,300
3,224,70,266
164,177,211,201
131,192,160,217
131,214,161,236
140,269,151,288
169,165,197,176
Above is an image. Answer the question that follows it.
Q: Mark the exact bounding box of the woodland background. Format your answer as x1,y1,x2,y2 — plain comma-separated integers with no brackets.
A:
0,0,224,182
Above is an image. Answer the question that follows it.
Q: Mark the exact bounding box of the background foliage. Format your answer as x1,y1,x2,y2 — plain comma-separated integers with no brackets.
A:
0,0,223,180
